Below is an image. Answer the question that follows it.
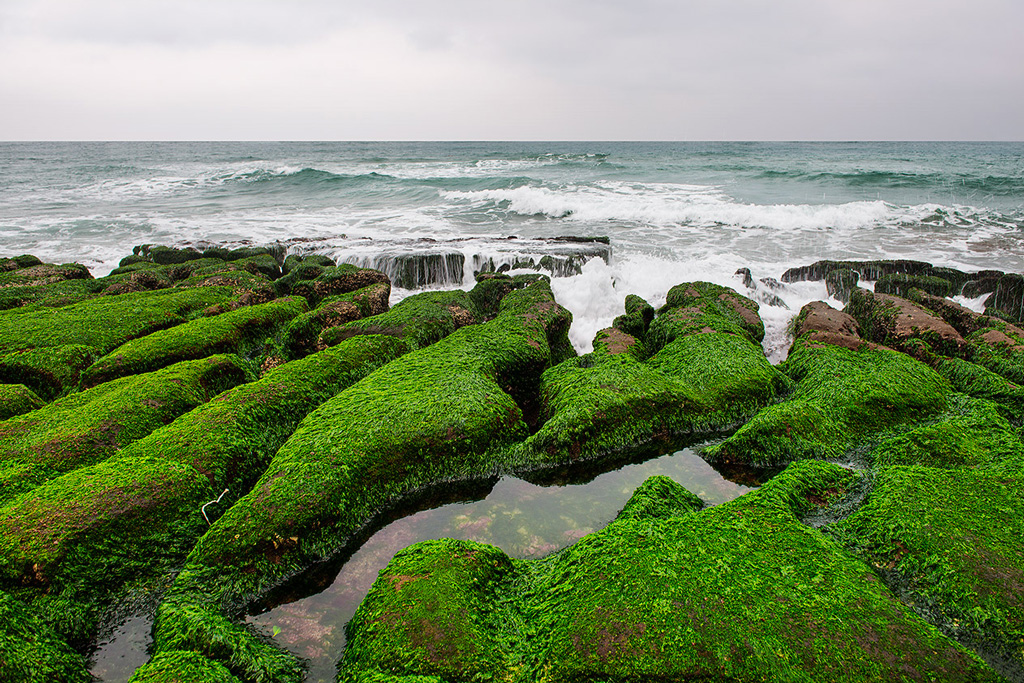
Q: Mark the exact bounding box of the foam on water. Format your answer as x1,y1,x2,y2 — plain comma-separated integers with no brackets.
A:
548,254,835,362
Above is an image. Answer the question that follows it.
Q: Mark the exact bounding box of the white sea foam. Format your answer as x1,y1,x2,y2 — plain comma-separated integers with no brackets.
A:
547,254,838,363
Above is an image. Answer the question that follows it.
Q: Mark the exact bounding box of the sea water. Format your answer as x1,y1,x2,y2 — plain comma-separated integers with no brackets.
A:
2,141,1022,361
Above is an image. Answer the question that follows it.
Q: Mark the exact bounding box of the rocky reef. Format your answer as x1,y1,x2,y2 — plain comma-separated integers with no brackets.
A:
0,246,1022,683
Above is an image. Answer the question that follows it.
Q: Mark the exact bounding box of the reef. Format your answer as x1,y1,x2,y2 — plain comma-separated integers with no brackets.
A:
0,249,1021,683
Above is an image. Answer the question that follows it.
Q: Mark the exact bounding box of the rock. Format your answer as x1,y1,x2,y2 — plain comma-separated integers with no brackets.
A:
735,267,754,289
832,465,1024,674
983,272,1024,322
0,287,236,356
0,384,45,420
0,337,407,647
646,281,765,355
520,283,789,467
318,289,480,352
874,273,954,298
825,268,859,303
80,297,307,388
846,288,967,359
792,301,878,352
705,326,949,466
0,345,100,401
281,282,391,359
0,355,249,488
151,280,572,683
611,294,655,341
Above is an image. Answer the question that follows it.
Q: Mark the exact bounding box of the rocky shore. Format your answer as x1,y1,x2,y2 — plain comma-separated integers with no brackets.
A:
0,245,1022,682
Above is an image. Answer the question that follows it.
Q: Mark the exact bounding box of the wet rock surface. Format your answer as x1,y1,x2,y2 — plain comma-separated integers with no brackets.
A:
0,247,1022,683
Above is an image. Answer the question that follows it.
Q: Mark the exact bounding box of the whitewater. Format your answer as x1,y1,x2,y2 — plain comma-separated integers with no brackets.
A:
1,141,1022,362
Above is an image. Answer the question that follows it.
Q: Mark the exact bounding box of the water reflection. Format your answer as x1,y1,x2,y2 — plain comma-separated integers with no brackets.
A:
247,447,761,682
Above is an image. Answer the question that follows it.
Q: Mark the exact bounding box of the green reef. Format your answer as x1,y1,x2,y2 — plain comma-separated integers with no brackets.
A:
0,249,1022,683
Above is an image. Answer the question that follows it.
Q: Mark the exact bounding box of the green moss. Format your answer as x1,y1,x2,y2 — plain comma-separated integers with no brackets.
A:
824,268,859,303
319,289,478,352
612,294,655,342
173,270,277,305
832,465,1024,668
284,264,389,308
0,590,90,683
648,331,791,416
707,338,950,466
0,384,44,420
0,355,250,481
81,297,307,387
0,286,236,355
467,274,517,320
522,349,704,466
646,281,765,354
151,281,571,683
116,334,410,492
868,396,1024,472
283,253,335,274
0,278,106,311
846,288,966,358
935,357,1024,420
966,324,1024,385
875,274,953,298
0,262,91,289
148,246,203,265
341,462,998,682
0,254,43,270
523,286,787,467
283,283,391,359
0,345,100,401
128,650,243,683
0,454,209,603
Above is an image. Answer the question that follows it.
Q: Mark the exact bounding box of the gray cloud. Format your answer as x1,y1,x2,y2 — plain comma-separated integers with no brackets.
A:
1,0,1021,139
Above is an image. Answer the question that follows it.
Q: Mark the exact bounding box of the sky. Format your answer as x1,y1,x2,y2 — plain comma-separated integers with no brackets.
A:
1,0,1022,141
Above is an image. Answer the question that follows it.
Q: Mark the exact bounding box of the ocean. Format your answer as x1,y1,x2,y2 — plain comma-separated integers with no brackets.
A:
2,141,1023,362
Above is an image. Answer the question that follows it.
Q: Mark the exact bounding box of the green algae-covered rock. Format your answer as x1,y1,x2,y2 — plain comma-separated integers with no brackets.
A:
846,288,967,359
0,286,236,355
522,284,788,467
173,269,277,307
875,273,954,298
282,282,391,359
523,338,704,464
80,296,307,387
824,267,859,303
318,289,478,352
612,293,655,341
116,334,411,492
935,357,1024,420
833,465,1024,671
706,334,950,466
281,264,389,307
868,395,1024,472
0,355,250,486
648,330,789,415
340,462,999,682
0,384,44,421
0,262,91,289
128,650,243,683
282,252,336,274
646,281,765,354
0,590,90,683
0,254,44,271
150,280,571,683
0,345,100,401
966,322,1024,385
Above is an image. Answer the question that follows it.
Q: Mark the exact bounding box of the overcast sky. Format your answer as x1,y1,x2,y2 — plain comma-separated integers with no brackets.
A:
1,0,1021,141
